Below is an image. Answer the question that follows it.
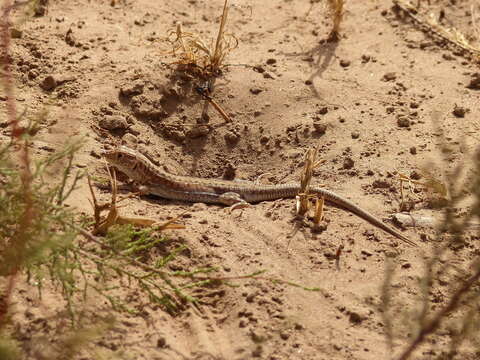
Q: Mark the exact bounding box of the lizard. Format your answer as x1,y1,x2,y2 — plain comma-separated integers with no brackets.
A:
103,146,417,247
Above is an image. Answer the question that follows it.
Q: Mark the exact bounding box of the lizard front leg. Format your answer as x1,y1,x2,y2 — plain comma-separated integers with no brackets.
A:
218,192,250,212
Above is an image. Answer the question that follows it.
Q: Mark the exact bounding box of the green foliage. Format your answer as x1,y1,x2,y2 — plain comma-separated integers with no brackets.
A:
0,141,82,276
104,224,170,256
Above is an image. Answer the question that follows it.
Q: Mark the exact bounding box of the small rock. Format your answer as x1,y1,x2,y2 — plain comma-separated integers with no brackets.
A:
246,292,256,303
260,135,269,145
253,65,265,73
348,311,365,324
342,157,354,170
65,28,77,46
186,125,209,138
442,53,455,61
372,179,390,189
238,319,247,328
410,101,419,109
99,115,129,130
156,337,167,348
252,345,263,358
250,88,263,95
90,149,101,159
222,163,236,180
224,130,240,145
313,122,327,135
410,170,422,180
397,116,410,128
120,81,144,97
361,54,371,63
317,106,328,115
409,146,417,155
10,28,22,39
351,131,360,139
266,58,277,65
294,323,304,330
339,59,351,67
279,331,290,340
192,203,208,211
128,125,141,136
34,0,48,16
466,73,480,89
452,105,466,118
382,72,397,81
40,74,75,91
28,70,39,79
122,133,138,145
40,75,57,91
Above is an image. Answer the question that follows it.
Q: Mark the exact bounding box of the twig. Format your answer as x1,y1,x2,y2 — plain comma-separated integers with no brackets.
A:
396,264,480,360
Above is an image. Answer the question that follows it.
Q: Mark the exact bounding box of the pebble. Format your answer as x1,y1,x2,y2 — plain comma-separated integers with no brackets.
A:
99,115,129,130
452,105,466,118
382,72,397,81
466,73,480,89
186,126,209,138
120,81,144,97
342,157,354,169
40,75,57,91
397,116,410,128
313,122,327,135
224,130,240,145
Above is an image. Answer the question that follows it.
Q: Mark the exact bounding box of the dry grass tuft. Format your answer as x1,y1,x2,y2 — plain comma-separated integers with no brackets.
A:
296,148,326,229
327,0,344,42
164,0,238,82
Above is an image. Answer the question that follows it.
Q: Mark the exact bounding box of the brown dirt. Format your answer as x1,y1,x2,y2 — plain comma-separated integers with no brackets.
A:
3,0,480,359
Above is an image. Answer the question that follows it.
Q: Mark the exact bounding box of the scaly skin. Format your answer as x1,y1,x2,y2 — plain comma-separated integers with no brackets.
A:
103,146,416,247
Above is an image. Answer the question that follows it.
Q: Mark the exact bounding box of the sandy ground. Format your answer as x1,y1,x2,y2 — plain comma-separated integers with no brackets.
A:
3,0,480,359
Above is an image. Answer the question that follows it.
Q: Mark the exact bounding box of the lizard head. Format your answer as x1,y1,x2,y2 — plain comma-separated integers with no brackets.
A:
103,146,150,181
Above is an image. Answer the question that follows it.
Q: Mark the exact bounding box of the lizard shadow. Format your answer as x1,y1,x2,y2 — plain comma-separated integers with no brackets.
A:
282,38,340,99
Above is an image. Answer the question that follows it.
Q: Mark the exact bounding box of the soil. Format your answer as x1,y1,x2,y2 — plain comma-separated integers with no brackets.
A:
3,0,480,359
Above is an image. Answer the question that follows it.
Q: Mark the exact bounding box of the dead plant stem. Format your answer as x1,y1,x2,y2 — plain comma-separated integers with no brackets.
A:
397,264,480,360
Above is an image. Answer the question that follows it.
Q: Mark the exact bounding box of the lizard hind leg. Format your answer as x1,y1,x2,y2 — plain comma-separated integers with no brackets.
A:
218,192,251,212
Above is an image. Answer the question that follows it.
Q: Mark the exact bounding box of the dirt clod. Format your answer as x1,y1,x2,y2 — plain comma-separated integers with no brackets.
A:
452,105,467,118
343,157,354,170
40,75,57,91
120,81,144,97
99,115,129,131
224,130,240,145
466,73,480,89
186,126,209,138
397,116,410,127
313,122,327,135
250,88,263,95
382,72,397,81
